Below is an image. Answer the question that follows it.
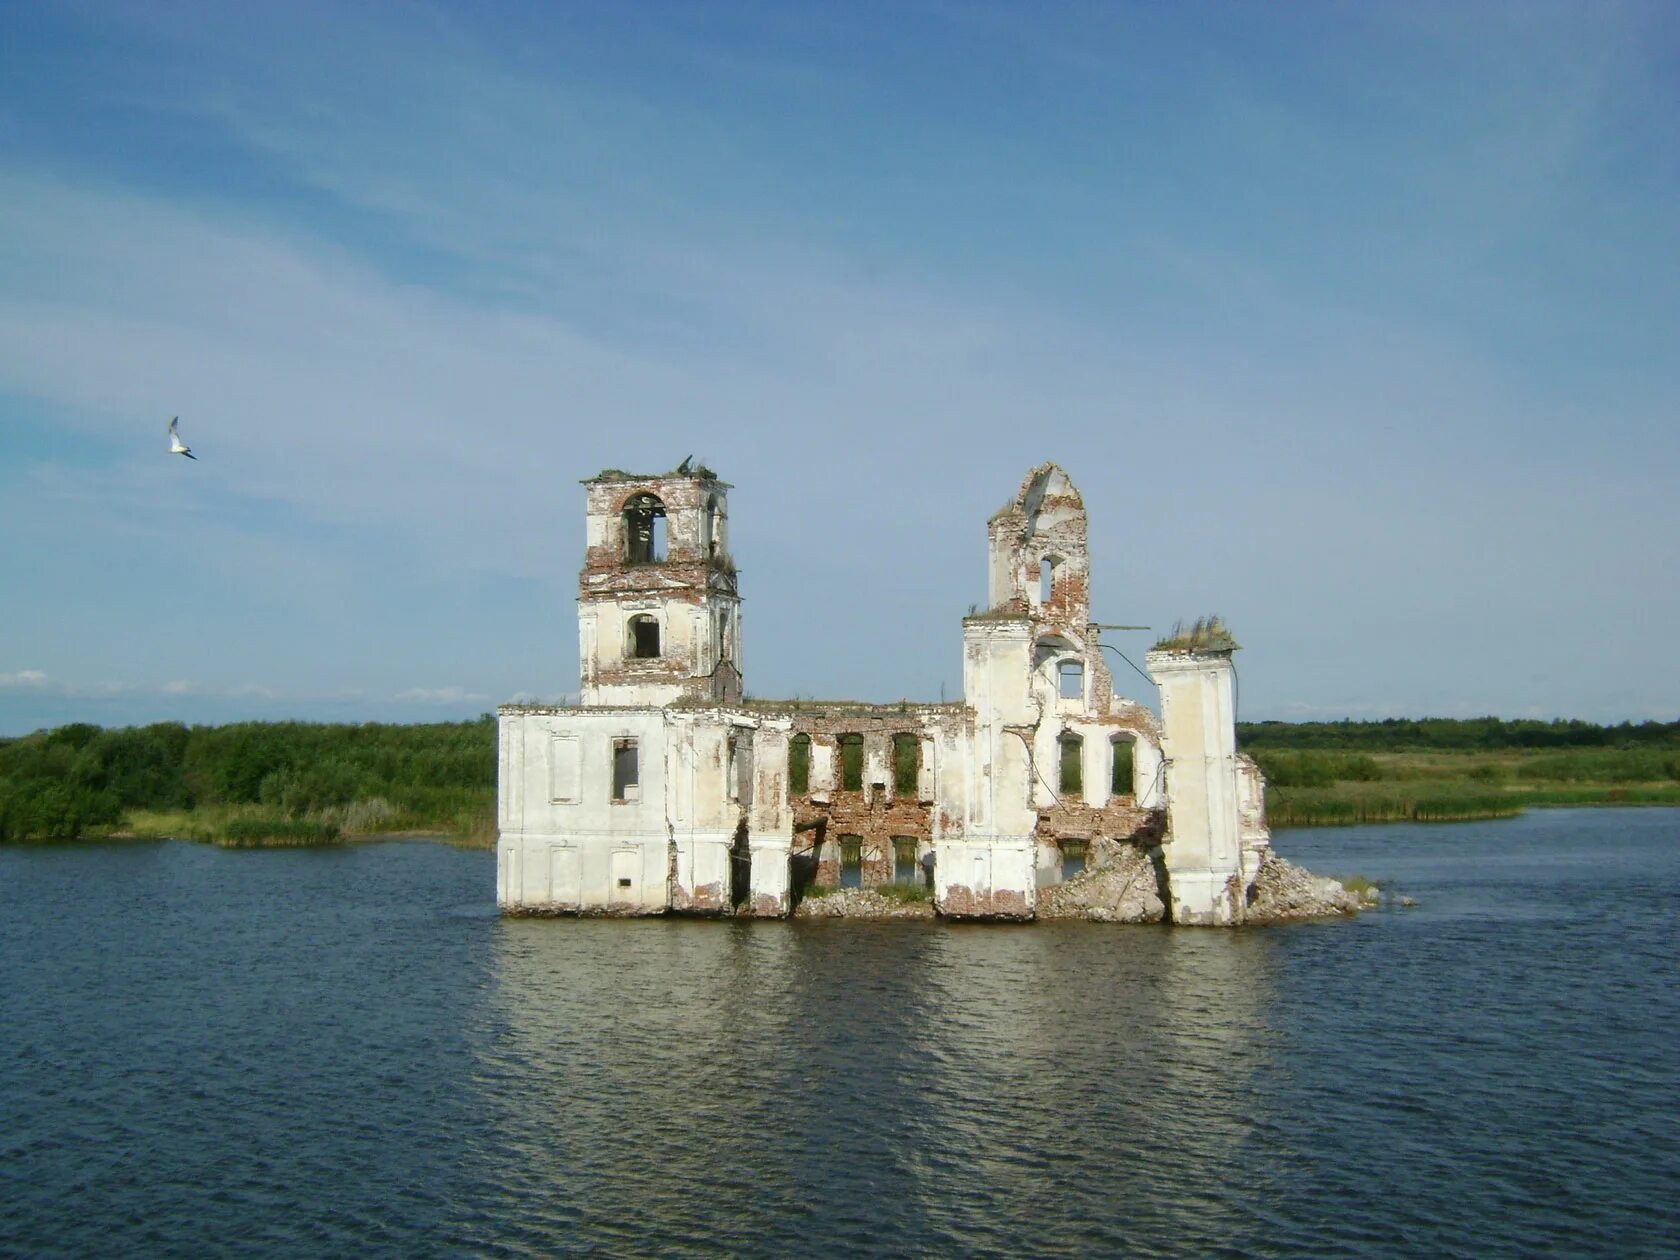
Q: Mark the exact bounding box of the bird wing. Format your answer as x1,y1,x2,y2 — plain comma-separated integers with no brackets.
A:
168,416,179,437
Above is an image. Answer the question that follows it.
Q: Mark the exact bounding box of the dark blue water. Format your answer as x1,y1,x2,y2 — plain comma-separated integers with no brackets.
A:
3,809,1677,1258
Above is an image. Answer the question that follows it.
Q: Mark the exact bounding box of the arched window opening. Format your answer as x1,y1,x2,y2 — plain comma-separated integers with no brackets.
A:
839,835,864,889
1058,660,1084,701
839,733,864,792
627,614,660,659
705,496,721,559
893,837,921,886
789,734,811,796
892,733,919,795
1059,731,1084,798
1111,736,1135,799
1060,839,1088,880
622,493,667,563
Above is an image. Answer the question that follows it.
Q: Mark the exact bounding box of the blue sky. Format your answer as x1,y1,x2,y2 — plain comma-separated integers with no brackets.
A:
1,0,1676,734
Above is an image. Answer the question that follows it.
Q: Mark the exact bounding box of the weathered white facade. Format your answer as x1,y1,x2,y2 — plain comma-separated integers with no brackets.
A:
498,462,1272,923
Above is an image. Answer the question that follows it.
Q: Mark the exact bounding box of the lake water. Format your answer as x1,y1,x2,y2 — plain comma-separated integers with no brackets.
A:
3,808,1677,1258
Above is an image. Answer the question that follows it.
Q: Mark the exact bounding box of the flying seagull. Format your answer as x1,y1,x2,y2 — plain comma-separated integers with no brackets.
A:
168,416,196,460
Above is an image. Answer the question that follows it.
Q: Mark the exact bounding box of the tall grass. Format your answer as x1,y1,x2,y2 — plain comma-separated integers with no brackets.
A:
1267,788,1526,826
217,817,342,847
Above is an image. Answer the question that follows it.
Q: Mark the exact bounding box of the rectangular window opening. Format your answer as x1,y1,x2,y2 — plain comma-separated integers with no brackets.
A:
789,734,811,796
1059,733,1084,799
892,734,919,794
612,738,640,802
839,734,864,792
839,836,864,889
1058,661,1084,701
1112,738,1135,798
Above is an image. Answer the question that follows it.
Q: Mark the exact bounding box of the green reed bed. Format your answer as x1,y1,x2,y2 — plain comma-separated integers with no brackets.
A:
1257,745,1680,826
1265,787,1525,827
216,816,343,848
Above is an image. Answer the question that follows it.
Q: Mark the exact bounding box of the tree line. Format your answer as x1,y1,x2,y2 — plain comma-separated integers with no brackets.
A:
0,717,496,841
4,713,1677,841
1235,717,1680,751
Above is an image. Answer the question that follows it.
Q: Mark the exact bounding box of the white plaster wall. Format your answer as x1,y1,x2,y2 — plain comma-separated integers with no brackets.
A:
497,708,672,913
863,733,891,804
747,723,793,913
1147,651,1243,925
809,740,836,803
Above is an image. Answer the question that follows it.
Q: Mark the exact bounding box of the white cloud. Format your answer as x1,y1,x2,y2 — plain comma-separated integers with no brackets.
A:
0,669,49,688
393,686,490,705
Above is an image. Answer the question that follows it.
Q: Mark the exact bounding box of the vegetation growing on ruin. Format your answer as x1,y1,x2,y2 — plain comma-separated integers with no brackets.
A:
1153,615,1239,653
876,882,933,903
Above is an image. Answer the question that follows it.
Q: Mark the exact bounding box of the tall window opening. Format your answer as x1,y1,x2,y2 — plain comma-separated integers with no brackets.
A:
1059,731,1084,798
1112,736,1135,799
789,734,811,795
1060,839,1088,880
839,835,864,889
622,493,667,563
839,733,864,792
705,496,721,559
1058,660,1084,701
893,837,920,885
726,735,752,804
611,738,640,802
1040,557,1054,605
628,615,661,659
892,733,919,795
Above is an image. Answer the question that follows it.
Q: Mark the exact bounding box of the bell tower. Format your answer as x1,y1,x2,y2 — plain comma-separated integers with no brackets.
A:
577,465,742,707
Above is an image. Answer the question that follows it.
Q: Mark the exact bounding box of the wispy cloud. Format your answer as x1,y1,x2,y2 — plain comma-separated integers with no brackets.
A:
1,2,1675,729
394,686,490,705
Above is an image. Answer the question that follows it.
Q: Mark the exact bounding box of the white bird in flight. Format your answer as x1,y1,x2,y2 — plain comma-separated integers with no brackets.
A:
168,416,197,460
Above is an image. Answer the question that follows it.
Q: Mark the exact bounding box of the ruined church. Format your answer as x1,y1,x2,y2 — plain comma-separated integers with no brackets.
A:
496,462,1273,924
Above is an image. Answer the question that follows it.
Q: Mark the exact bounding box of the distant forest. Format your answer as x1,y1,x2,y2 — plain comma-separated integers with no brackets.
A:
2,714,1677,841
0,718,495,843
1234,717,1680,750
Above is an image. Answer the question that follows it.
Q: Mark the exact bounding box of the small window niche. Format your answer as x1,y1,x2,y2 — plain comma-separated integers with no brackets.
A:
611,738,640,802
1060,839,1088,880
839,836,864,889
1059,731,1084,799
1058,660,1084,701
628,614,661,659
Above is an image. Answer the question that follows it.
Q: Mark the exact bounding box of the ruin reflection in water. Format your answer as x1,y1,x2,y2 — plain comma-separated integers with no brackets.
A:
473,918,1278,1256
5,810,1676,1258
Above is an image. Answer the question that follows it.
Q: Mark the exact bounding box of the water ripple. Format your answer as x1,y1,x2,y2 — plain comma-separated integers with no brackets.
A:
2,812,1678,1257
